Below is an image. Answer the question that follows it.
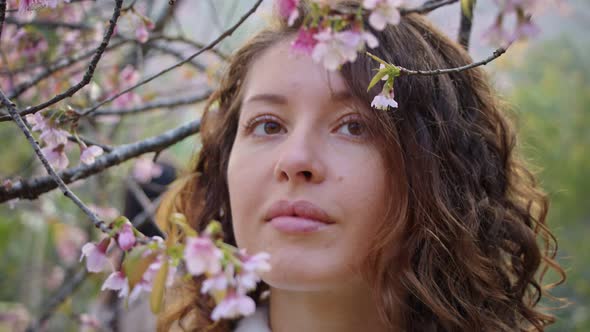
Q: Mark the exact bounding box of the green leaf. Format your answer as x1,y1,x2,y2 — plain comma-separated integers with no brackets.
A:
111,216,131,230
123,247,158,291
150,258,168,314
368,70,389,91
365,52,389,66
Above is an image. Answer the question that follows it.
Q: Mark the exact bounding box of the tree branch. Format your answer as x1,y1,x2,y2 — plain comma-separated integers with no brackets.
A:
148,42,208,71
0,117,201,203
67,134,113,152
3,39,128,101
80,0,264,117
0,88,110,233
91,92,211,117
0,0,124,119
394,47,507,76
157,35,229,61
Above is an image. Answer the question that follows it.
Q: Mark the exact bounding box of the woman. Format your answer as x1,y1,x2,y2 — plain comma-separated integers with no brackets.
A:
156,2,565,331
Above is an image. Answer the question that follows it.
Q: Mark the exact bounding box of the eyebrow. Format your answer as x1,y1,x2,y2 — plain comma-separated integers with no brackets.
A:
243,91,354,105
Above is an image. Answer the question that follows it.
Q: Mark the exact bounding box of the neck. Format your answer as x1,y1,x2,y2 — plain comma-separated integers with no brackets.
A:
267,285,393,332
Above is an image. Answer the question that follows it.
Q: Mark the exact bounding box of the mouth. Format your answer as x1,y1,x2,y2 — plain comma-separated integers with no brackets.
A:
264,200,334,233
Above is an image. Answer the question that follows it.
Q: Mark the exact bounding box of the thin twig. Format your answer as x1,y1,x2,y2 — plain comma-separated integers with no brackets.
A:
5,40,128,101
0,39,129,77
395,47,507,76
66,134,113,152
92,92,211,117
0,88,110,234
157,35,229,61
80,0,264,117
119,0,182,68
148,42,208,71
400,0,458,15
0,118,201,203
0,0,124,119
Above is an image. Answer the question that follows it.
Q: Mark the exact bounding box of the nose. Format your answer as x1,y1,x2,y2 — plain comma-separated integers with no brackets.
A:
274,129,326,184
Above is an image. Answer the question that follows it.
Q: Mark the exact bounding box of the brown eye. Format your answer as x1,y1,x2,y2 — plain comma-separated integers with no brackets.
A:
263,121,282,134
347,122,363,136
252,119,285,136
337,120,365,137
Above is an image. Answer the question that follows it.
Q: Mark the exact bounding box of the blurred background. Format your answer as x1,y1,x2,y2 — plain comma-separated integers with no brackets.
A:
0,0,587,331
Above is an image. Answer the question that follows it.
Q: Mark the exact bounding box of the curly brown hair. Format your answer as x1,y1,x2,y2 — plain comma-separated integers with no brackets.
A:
156,3,565,331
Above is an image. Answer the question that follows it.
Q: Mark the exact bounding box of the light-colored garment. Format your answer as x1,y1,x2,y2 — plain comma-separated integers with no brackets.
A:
233,305,271,332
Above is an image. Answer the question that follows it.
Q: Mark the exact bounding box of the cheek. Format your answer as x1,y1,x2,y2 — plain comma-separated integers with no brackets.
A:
226,142,267,249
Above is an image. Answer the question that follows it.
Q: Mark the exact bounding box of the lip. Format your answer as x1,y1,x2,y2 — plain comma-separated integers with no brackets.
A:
264,200,334,233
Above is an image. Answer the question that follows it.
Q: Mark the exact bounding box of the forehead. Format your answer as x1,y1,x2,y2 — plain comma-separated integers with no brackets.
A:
242,38,350,104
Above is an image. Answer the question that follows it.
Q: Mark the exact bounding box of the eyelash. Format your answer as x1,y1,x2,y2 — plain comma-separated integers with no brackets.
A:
242,113,366,139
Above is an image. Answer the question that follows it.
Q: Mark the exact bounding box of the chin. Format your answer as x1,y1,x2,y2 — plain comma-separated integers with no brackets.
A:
260,254,360,292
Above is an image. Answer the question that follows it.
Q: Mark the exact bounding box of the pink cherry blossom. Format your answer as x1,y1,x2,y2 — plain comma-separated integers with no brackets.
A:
291,27,318,56
116,222,136,251
80,239,112,273
363,0,402,31
121,65,141,86
240,251,271,274
482,20,513,47
41,145,69,170
101,271,129,297
132,157,163,183
363,31,379,49
201,270,231,294
25,113,47,132
235,271,260,292
184,236,223,276
312,29,362,71
79,313,102,330
102,269,150,303
142,256,177,287
108,256,176,302
371,90,398,110
512,18,540,41
135,24,149,43
277,0,300,26
80,145,104,165
39,127,68,147
211,291,256,321
88,204,120,220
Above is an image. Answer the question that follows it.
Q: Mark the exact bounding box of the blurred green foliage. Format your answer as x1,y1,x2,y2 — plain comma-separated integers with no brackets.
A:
505,36,590,330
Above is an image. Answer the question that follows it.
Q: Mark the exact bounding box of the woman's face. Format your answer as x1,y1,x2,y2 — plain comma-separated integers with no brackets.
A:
227,39,389,291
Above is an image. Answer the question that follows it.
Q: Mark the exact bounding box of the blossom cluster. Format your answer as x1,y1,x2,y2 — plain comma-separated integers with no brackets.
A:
79,216,271,321
279,0,542,111
185,236,271,320
279,0,404,109
25,111,104,169
483,1,541,47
